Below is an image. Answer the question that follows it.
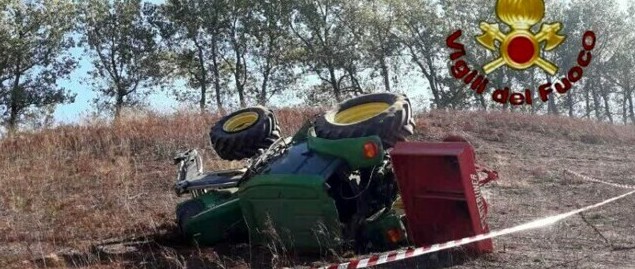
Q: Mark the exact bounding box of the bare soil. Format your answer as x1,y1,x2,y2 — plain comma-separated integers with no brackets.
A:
1,109,634,268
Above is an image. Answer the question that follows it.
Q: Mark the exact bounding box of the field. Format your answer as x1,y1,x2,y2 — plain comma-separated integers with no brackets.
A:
1,109,635,268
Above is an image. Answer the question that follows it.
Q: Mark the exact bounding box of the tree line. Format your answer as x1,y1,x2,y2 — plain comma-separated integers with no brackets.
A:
0,0,634,133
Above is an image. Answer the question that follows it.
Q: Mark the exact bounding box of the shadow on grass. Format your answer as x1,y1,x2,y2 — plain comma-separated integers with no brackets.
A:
30,223,247,269
32,221,478,269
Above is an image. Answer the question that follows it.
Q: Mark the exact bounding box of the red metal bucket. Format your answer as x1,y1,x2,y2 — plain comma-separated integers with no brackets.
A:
390,141,494,254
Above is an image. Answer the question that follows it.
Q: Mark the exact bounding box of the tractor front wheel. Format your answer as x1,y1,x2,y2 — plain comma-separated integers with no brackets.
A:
210,106,281,161
176,200,205,235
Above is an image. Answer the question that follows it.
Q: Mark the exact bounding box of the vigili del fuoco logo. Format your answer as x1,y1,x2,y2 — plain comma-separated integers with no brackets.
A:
446,0,597,105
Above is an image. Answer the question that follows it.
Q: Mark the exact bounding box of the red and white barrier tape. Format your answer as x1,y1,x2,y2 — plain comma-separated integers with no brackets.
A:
564,169,635,190
317,172,635,269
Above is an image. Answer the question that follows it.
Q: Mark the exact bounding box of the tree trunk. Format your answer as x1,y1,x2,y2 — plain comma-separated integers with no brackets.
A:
530,71,537,114
234,50,246,107
8,54,22,134
496,71,509,112
425,53,441,108
346,65,363,94
8,94,18,134
114,89,124,120
259,33,277,105
623,93,628,124
379,56,390,92
628,89,635,124
567,93,574,118
328,66,341,102
211,36,224,114
235,75,246,107
592,86,602,120
478,94,487,111
259,68,270,105
423,73,440,109
200,83,207,113
407,44,440,108
229,18,247,108
546,77,559,115
627,77,634,124
600,89,614,123
547,96,558,115
196,43,207,113
584,86,591,119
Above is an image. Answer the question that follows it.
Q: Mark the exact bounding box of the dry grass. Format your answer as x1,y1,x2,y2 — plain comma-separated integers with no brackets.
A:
0,108,317,268
418,110,635,145
1,108,635,268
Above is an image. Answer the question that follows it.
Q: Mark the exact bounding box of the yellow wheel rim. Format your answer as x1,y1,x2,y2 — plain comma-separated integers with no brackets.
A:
222,112,259,132
333,102,390,125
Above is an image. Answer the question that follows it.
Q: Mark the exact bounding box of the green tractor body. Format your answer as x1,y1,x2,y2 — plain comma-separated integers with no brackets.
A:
177,192,245,245
176,132,406,252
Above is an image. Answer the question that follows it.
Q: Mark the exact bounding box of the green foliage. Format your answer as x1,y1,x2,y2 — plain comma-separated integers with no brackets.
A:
142,0,635,121
148,0,230,112
79,0,167,119
3,0,633,128
290,0,366,102
247,0,299,105
151,0,302,110
0,0,77,133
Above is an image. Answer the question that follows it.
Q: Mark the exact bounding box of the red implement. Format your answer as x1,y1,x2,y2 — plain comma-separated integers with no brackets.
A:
390,141,494,254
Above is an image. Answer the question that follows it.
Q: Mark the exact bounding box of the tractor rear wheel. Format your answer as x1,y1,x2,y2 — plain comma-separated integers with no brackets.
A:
314,93,415,148
210,106,281,161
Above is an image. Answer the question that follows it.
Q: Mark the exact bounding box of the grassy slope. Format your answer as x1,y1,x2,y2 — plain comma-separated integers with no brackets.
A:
1,109,635,268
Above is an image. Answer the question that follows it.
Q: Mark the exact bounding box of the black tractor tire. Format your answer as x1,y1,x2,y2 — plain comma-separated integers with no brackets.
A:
210,106,281,161
176,199,206,235
314,93,415,148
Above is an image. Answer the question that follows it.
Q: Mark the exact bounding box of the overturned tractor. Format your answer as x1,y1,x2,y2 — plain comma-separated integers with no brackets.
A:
173,92,497,257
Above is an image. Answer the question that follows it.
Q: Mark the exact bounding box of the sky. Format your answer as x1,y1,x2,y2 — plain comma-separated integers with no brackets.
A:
53,0,172,123
53,49,179,122
52,0,631,124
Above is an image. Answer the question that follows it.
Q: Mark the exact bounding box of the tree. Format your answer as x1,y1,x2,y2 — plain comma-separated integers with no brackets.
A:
394,0,449,108
602,3,635,124
0,0,77,134
80,0,165,119
316,0,406,96
220,0,252,107
291,0,365,102
438,0,497,110
248,0,299,105
151,0,229,113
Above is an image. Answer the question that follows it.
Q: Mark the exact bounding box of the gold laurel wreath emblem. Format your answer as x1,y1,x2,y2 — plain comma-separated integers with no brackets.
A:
476,0,566,75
